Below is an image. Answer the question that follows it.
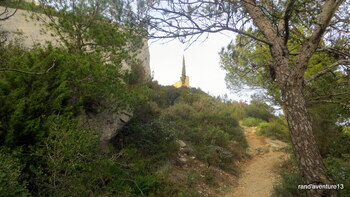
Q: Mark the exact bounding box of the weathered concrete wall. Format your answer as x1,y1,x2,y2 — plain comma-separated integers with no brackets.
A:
1,7,60,47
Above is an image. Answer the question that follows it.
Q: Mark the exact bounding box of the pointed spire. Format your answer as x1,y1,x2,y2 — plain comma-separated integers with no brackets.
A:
181,55,186,85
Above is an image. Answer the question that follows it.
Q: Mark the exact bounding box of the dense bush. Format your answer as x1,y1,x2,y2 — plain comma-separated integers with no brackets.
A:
116,117,179,166
324,156,350,196
0,42,148,196
242,117,265,127
272,154,307,197
245,100,274,121
33,116,110,196
329,127,350,158
0,149,29,197
257,118,290,142
274,150,350,197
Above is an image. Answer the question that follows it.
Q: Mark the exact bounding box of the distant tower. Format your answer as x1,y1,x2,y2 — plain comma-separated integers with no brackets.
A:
173,55,190,88
180,56,186,85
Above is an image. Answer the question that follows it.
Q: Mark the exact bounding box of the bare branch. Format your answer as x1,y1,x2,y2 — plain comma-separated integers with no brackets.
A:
308,91,350,101
295,0,345,70
308,99,350,108
306,59,350,82
0,7,17,21
149,0,272,45
0,59,57,75
290,47,350,58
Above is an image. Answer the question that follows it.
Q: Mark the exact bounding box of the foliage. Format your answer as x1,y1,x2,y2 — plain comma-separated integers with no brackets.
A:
274,146,350,197
0,149,29,197
116,116,179,167
0,44,139,146
308,104,348,156
257,118,290,142
159,90,247,172
33,116,108,197
245,100,274,121
228,101,247,120
328,127,350,158
272,171,307,197
272,155,307,197
0,41,145,196
34,0,148,55
242,117,265,127
324,157,350,196
0,0,162,196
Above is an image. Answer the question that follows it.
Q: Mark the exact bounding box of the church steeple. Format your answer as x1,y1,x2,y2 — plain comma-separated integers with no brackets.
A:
181,55,186,85
173,55,190,88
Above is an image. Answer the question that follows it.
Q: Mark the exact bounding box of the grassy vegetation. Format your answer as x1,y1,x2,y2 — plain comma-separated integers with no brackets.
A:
158,87,248,173
114,84,249,195
242,117,266,127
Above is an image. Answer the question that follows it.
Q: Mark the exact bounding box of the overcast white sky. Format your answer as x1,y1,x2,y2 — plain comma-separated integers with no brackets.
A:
148,32,255,103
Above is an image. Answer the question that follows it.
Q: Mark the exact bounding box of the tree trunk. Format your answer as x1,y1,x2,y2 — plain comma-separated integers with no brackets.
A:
279,71,338,197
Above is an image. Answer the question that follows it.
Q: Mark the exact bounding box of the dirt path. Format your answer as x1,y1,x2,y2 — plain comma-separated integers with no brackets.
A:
226,126,288,197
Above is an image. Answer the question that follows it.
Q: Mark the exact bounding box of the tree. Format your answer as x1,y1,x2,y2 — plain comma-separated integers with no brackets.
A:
33,0,149,66
147,0,350,196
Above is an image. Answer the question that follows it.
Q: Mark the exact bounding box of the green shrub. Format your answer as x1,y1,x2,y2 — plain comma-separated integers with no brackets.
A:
328,127,350,158
34,116,108,197
242,117,265,127
272,158,307,197
272,171,307,197
0,45,139,147
257,118,290,142
158,91,247,173
161,103,196,122
245,100,274,121
119,120,178,163
324,157,350,196
204,127,230,147
0,149,29,197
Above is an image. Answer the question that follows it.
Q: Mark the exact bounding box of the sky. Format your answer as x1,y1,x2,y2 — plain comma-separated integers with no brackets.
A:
148,32,255,103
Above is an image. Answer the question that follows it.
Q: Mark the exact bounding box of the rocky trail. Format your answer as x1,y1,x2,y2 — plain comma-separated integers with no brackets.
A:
226,126,289,197
169,125,289,197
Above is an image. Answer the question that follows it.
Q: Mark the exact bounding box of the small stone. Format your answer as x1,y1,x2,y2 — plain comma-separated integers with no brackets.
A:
178,157,187,163
177,140,187,148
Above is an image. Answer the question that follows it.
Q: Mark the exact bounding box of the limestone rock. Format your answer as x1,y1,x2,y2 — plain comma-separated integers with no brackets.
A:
177,140,187,148
77,110,132,152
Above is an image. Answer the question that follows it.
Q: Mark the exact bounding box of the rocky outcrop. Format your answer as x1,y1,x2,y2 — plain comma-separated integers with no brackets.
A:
77,110,132,152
